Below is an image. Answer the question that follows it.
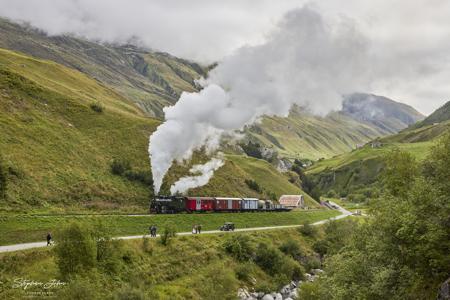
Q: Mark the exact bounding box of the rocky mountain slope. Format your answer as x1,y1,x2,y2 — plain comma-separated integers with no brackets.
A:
342,93,424,133
0,18,206,118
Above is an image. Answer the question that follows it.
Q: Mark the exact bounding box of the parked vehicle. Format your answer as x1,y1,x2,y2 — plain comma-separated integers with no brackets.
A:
219,222,235,231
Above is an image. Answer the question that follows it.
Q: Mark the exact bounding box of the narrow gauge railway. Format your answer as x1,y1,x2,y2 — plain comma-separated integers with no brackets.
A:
150,196,292,214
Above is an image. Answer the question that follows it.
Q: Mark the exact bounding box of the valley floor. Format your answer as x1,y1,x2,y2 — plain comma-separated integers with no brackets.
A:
0,210,339,246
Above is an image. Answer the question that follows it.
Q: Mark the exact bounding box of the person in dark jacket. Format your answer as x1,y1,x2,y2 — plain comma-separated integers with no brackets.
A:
197,224,202,234
46,232,52,246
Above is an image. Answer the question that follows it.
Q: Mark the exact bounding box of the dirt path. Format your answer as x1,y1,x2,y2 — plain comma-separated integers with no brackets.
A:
0,205,352,253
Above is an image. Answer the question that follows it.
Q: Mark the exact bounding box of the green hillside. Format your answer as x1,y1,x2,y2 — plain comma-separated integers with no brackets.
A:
0,18,206,118
0,19,427,162
411,100,450,129
0,49,316,213
306,118,448,199
247,108,385,160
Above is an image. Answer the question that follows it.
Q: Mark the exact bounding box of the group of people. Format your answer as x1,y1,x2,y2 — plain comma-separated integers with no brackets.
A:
192,224,202,234
149,224,158,237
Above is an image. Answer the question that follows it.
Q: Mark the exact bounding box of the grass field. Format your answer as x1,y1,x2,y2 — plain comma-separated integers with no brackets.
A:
307,141,433,175
0,210,338,245
0,226,331,299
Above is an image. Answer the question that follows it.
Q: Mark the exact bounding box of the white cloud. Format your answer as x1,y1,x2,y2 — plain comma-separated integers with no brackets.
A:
0,0,449,113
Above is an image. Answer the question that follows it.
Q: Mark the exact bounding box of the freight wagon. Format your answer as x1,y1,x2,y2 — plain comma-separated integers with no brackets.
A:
150,196,292,214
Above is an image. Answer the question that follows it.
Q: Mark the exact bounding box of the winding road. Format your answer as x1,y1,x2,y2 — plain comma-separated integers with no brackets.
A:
0,203,352,254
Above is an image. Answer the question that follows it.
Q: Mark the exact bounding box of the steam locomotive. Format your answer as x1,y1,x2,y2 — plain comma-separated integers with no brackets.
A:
150,196,292,214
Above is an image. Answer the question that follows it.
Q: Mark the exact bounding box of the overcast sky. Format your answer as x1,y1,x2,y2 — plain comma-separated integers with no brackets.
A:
1,0,449,114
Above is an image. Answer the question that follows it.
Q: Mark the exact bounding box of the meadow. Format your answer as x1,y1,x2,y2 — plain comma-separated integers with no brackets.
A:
0,210,339,245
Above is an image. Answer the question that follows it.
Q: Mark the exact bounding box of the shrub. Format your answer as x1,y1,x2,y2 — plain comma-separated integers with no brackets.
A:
90,101,104,113
235,262,255,282
304,256,321,271
312,240,329,257
254,243,284,276
160,223,177,246
326,189,337,198
124,170,153,185
241,141,263,159
279,240,303,260
223,235,255,261
55,222,97,278
111,159,131,175
299,222,317,237
245,179,261,193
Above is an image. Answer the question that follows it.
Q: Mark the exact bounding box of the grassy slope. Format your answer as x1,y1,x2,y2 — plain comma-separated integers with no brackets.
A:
0,210,338,245
0,18,205,117
0,49,159,212
0,49,317,213
249,109,385,160
306,120,448,195
0,227,326,299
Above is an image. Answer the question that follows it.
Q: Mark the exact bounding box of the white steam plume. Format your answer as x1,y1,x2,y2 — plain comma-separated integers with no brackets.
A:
170,157,225,195
149,6,372,194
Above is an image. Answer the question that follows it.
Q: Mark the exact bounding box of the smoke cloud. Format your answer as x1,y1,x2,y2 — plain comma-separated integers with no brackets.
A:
149,6,373,194
170,157,225,194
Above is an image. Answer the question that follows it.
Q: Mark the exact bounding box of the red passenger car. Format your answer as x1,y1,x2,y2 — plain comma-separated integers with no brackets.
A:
185,197,214,212
214,197,242,211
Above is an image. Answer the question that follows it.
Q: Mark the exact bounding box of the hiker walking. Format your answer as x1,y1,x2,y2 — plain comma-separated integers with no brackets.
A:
153,225,158,237
197,224,202,234
192,225,197,234
148,225,155,236
46,232,52,246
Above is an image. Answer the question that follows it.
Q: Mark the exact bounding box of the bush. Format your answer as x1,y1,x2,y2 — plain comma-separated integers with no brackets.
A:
124,170,153,185
235,262,255,282
312,240,329,257
160,223,177,246
223,235,255,261
304,256,321,271
55,222,97,279
241,141,263,159
245,179,261,193
254,243,284,276
299,222,317,237
326,189,337,198
279,240,303,260
111,159,131,175
90,101,104,113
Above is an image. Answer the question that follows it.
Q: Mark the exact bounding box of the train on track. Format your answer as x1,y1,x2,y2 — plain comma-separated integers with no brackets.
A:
150,196,292,214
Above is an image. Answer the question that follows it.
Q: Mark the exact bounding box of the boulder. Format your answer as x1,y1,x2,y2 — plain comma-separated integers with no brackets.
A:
311,268,324,275
289,281,297,289
437,278,450,300
261,294,274,300
237,288,250,300
289,288,298,299
284,298,293,300
273,292,282,300
280,284,291,295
